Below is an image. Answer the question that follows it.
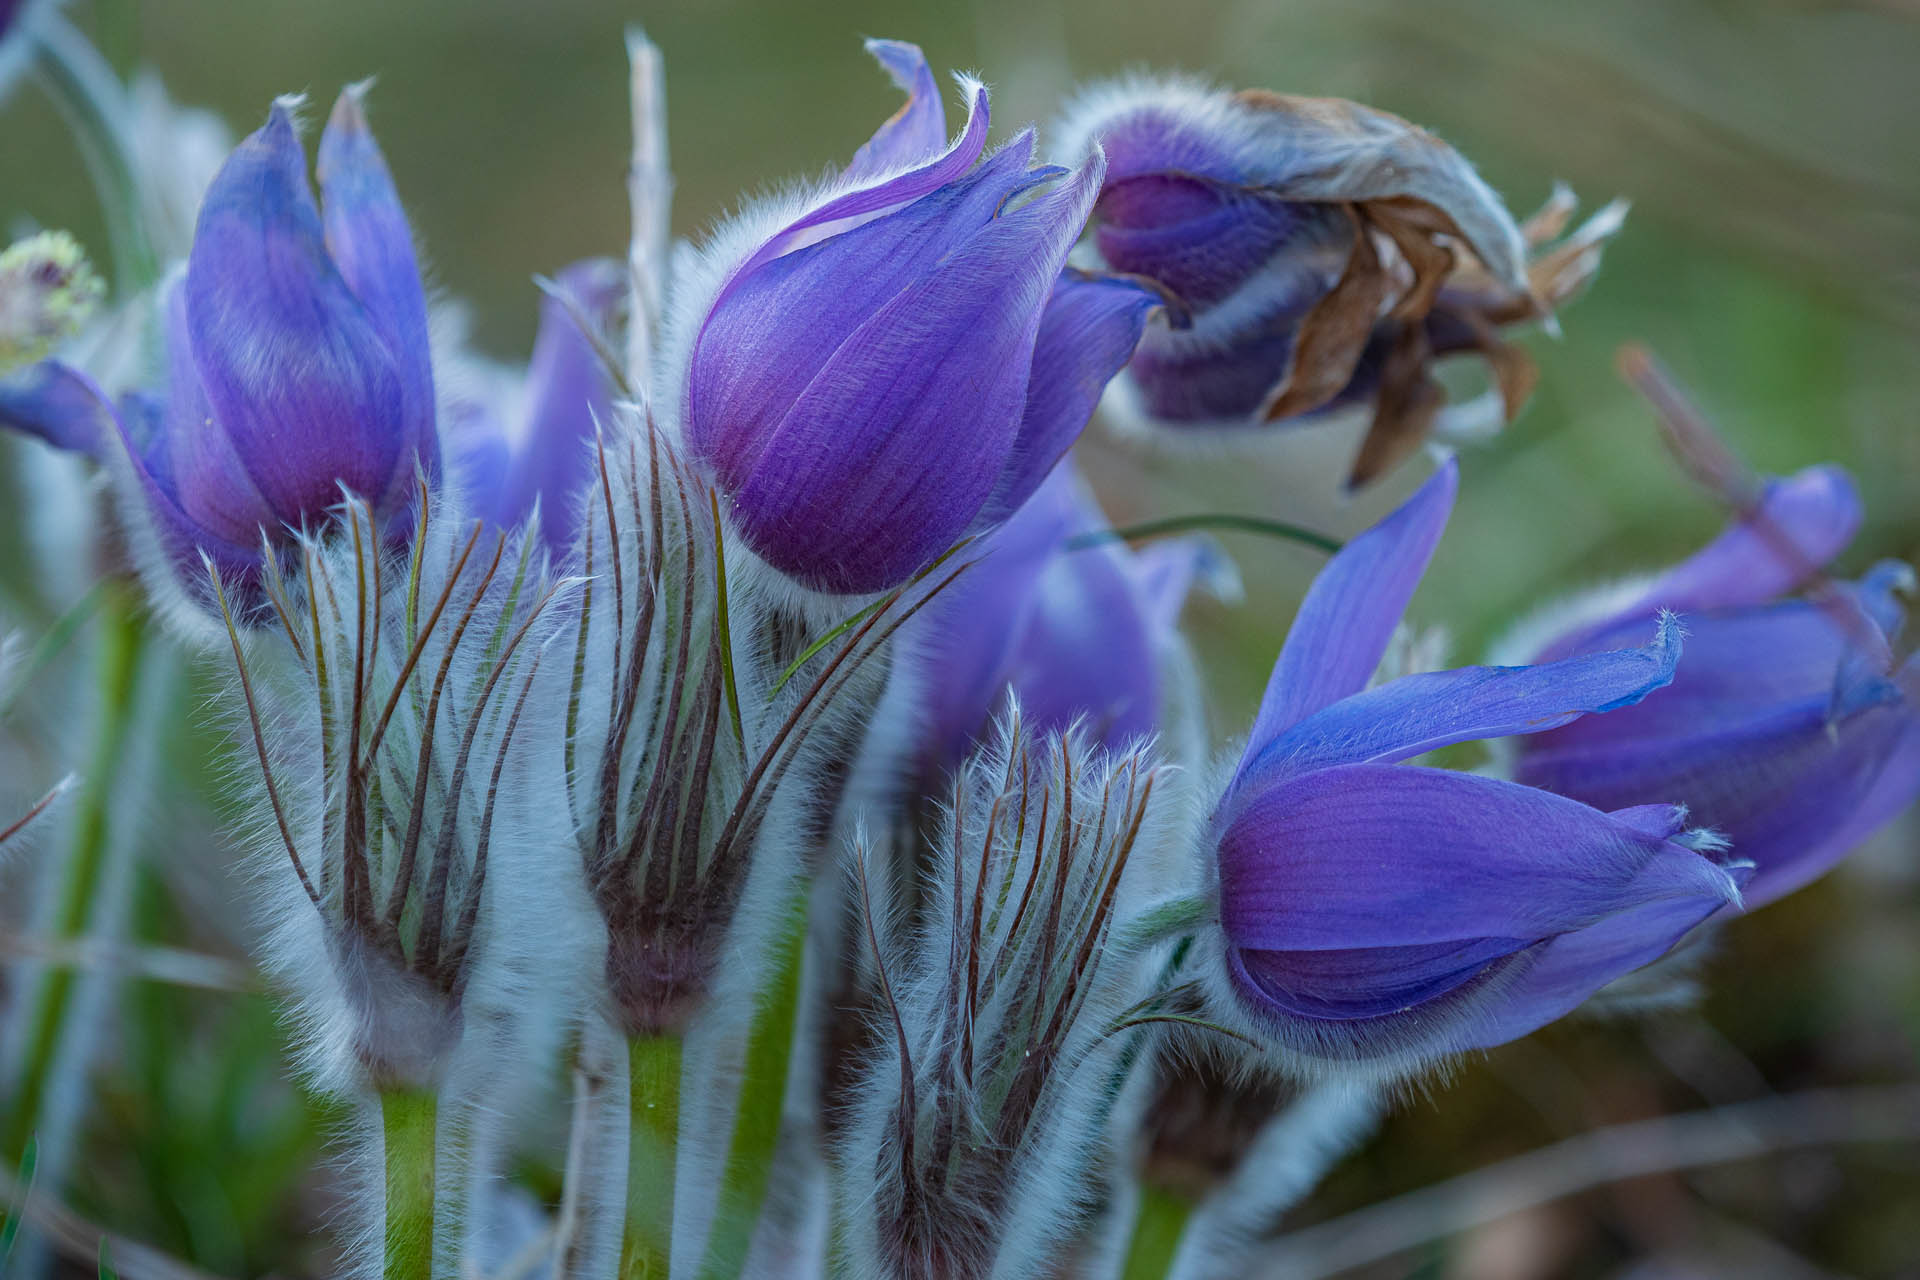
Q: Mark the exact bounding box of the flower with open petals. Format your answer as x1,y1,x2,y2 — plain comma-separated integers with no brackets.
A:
1207,460,1746,1068
1058,78,1623,486
681,40,1162,594
1507,465,1920,909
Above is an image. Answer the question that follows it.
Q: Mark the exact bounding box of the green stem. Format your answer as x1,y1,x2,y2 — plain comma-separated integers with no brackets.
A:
622,1034,683,1279
27,14,156,295
1120,1184,1193,1280
1066,512,1342,556
1,587,145,1164
380,1086,437,1280
698,895,807,1280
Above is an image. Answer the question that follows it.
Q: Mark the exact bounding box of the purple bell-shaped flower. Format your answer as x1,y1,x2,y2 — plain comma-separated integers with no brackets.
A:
1507,465,1920,909
1207,460,1747,1068
680,40,1163,594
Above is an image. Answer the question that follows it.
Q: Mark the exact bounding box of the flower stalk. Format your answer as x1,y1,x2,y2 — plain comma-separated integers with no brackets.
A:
622,1033,683,1279
380,1085,438,1280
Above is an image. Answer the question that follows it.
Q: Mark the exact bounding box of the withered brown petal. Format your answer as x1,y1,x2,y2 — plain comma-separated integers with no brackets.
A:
1228,88,1528,295
1367,197,1459,323
1260,206,1394,423
1347,321,1445,490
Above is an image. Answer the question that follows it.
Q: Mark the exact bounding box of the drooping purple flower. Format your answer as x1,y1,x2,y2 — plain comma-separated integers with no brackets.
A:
1057,79,1623,487
912,459,1207,785
112,88,437,583
682,40,1163,594
451,258,623,552
1208,459,1746,1066
1508,465,1920,909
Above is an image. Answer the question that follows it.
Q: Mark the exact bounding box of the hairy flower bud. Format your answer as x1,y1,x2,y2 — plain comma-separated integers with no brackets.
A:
1203,461,1746,1071
1057,77,1623,486
564,415,917,1038
841,718,1181,1280
109,89,437,592
1503,465,1920,909
220,495,568,1093
677,40,1161,594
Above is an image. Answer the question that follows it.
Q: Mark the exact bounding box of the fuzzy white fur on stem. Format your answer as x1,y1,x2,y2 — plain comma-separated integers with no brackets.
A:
836,712,1189,1279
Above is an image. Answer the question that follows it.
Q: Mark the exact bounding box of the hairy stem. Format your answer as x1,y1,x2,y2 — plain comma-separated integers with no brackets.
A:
697,894,807,1280
1,588,145,1164
622,1034,683,1279
380,1086,437,1280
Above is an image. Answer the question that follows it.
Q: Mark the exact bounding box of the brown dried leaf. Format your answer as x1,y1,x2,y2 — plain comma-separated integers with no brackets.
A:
1260,206,1394,422
1348,322,1445,489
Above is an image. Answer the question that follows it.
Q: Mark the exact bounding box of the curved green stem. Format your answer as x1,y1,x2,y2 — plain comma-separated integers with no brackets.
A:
1120,1184,1192,1280
1,586,145,1164
27,14,156,295
1067,513,1342,556
622,1034,682,1279
380,1086,437,1280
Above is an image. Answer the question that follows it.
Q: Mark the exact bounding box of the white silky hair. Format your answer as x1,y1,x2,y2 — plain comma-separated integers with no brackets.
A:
835,711,1191,1280
219,490,586,1178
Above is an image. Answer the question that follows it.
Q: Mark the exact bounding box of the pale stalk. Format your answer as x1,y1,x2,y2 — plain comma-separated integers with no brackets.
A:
620,1034,683,1279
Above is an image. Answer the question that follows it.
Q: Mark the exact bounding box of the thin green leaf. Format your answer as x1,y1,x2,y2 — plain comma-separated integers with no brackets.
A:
1,1134,38,1264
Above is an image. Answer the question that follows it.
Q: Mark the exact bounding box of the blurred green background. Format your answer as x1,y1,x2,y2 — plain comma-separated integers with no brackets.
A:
4,0,1919,1275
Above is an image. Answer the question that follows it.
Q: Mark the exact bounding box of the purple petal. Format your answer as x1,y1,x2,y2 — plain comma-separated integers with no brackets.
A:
706,76,993,329
845,40,949,181
978,270,1164,524
316,85,438,496
1005,530,1158,752
108,379,269,579
1094,175,1335,310
1613,466,1861,627
1217,763,1741,953
1243,459,1456,751
725,158,1104,593
489,259,623,548
1460,862,1753,1050
1517,679,1917,911
1235,613,1681,793
0,360,113,458
689,135,1042,494
184,101,412,526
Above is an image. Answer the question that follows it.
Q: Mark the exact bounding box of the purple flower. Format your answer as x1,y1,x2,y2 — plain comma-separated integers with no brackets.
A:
1059,79,1622,486
116,88,436,582
1210,459,1746,1065
912,459,1206,785
1509,466,1920,909
450,258,623,552
682,40,1163,594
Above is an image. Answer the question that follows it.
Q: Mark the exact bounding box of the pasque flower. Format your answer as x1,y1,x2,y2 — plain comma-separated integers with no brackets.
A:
1058,78,1624,486
1507,465,1920,909
110,87,437,582
681,39,1163,594
452,257,623,551
1207,459,1747,1067
912,458,1206,784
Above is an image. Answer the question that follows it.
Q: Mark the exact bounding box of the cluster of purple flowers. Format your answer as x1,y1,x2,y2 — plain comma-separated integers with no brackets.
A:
3,24,1916,1280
